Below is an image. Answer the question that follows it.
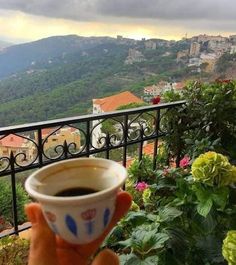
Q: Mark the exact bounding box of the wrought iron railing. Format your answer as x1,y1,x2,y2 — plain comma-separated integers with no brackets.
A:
0,100,185,237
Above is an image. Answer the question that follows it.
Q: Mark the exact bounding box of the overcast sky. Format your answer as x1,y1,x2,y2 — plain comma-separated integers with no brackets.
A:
0,0,235,43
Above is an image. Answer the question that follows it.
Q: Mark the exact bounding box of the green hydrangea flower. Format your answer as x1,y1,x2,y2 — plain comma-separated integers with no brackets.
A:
222,230,236,265
191,152,236,187
142,188,152,204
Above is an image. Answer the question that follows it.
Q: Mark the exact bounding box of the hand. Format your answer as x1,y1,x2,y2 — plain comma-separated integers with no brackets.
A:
25,191,132,265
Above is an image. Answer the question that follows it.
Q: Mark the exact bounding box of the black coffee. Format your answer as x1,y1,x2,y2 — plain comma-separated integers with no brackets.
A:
55,187,98,197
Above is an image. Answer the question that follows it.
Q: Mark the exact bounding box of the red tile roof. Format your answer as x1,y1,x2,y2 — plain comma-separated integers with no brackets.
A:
173,82,185,90
119,143,155,169
42,128,54,137
93,91,143,112
42,127,77,137
0,134,25,148
143,142,154,155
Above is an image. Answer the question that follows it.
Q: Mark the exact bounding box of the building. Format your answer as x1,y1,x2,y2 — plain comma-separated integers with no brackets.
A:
41,127,81,152
143,82,173,102
229,35,236,45
93,91,143,114
143,85,162,102
207,40,230,55
0,134,31,162
172,82,185,91
176,50,189,62
145,40,157,50
192,34,226,43
92,91,143,147
189,42,201,57
188,57,202,67
125,48,146,64
230,45,236,54
200,53,218,72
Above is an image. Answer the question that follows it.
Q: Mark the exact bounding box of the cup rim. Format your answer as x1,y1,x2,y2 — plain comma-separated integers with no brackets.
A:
25,157,127,204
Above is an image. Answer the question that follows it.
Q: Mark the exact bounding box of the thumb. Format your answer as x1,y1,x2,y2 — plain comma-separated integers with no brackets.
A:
25,203,57,265
92,249,119,265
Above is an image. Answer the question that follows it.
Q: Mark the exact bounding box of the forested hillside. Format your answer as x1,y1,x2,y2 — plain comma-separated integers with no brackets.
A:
0,34,228,127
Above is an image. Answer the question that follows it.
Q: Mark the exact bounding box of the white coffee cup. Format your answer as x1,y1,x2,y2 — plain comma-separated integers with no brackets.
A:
25,157,127,244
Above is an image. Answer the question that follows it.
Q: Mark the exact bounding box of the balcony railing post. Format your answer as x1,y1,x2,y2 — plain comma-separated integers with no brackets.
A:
105,133,110,159
138,124,144,162
122,114,128,168
37,128,43,167
64,140,68,159
153,109,161,170
86,120,90,157
9,151,18,235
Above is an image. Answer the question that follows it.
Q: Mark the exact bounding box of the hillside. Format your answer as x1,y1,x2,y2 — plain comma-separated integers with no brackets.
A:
0,40,12,50
0,35,182,126
0,34,232,127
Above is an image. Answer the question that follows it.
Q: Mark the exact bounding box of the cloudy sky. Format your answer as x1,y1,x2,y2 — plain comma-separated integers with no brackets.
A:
0,0,235,43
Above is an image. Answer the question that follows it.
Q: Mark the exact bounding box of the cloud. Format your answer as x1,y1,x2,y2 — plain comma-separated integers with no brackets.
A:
0,0,235,22
0,1,235,43
98,0,236,21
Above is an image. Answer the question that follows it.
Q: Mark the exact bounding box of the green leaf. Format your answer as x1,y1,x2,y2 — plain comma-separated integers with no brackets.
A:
197,198,213,217
119,254,159,265
158,206,183,222
211,186,229,210
118,238,132,248
131,226,169,254
123,211,150,226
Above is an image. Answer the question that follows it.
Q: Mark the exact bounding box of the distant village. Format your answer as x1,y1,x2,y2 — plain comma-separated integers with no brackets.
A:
120,34,236,73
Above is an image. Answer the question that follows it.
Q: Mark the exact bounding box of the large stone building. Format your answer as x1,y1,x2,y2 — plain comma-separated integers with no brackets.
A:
189,42,201,57
125,49,145,64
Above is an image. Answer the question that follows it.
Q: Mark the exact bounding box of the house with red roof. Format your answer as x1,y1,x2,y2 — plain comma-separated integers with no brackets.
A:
92,91,143,148
93,91,143,114
0,134,30,159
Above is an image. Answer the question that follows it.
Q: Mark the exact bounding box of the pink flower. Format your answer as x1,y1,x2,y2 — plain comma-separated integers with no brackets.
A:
179,156,190,168
135,181,149,192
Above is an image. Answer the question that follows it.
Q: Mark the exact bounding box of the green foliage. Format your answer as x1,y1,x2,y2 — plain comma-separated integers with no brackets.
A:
104,153,236,265
0,236,29,265
162,80,236,161
0,179,30,224
128,155,156,184
216,53,236,73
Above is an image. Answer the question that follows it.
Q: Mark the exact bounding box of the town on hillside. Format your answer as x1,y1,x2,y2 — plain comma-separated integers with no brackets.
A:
123,33,236,73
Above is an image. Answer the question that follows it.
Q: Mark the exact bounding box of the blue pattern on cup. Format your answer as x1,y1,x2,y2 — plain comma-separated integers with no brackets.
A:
85,221,94,235
103,208,110,227
65,215,77,236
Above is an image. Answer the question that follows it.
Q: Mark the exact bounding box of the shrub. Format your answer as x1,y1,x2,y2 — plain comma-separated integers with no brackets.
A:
0,236,29,265
162,80,236,162
0,179,30,225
